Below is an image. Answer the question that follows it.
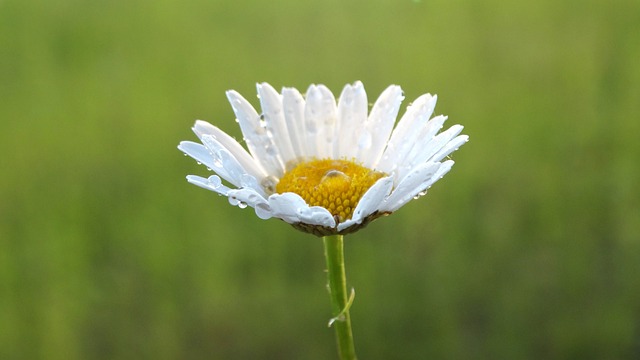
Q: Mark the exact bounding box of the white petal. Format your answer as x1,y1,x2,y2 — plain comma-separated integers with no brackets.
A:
428,134,469,163
227,187,269,211
413,124,464,165
396,160,454,210
192,119,221,140
336,81,368,159
191,120,267,180
393,116,449,180
201,135,263,195
186,175,231,196
380,162,442,212
257,83,296,165
392,125,465,183
428,160,454,188
282,87,307,160
305,84,337,159
267,193,307,223
360,85,404,168
254,203,273,220
377,94,438,173
178,141,231,181
298,206,337,228
422,115,449,141
226,90,285,177
337,176,394,231
265,192,334,227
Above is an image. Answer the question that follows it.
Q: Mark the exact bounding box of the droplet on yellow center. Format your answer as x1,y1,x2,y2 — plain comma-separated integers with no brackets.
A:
275,159,386,223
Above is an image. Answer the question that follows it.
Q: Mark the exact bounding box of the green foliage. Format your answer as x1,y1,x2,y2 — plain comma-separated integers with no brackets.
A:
1,0,639,358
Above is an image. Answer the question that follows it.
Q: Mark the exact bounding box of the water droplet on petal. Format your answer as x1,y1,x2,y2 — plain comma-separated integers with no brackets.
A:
207,176,222,189
413,190,428,200
265,145,278,156
238,202,248,209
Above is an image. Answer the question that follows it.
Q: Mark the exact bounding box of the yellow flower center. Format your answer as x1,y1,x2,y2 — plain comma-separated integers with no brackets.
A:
276,159,386,223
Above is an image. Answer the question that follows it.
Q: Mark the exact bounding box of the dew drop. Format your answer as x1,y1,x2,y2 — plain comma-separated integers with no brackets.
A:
321,170,350,185
265,145,278,156
238,202,248,209
413,190,428,200
207,175,222,189
196,161,202,165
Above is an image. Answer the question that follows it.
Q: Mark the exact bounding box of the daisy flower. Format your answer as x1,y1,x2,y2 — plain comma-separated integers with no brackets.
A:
178,81,468,236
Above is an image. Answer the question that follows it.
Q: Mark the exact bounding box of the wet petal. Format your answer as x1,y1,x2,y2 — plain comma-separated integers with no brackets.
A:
337,176,393,231
257,83,296,165
380,162,442,212
200,135,263,195
267,192,336,227
192,120,267,180
377,94,438,173
397,121,462,181
360,85,404,168
186,175,231,196
336,81,368,159
305,84,337,159
227,187,269,213
178,141,231,181
428,134,469,163
227,90,285,177
282,86,307,160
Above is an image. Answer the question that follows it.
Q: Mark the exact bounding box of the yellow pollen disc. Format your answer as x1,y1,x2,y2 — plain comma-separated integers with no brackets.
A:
276,159,386,223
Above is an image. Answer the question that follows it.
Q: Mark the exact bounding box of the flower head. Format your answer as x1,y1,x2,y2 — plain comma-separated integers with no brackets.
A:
179,82,468,236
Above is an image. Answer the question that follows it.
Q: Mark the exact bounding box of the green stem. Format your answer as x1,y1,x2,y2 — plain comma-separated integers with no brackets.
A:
323,234,357,360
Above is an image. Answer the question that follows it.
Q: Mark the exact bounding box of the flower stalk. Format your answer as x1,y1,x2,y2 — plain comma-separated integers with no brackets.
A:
323,234,357,360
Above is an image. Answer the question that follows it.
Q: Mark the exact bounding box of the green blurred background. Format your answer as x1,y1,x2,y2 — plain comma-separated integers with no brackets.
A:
1,0,639,358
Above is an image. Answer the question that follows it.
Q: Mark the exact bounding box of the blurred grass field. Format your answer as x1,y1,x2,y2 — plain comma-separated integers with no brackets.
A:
1,0,640,358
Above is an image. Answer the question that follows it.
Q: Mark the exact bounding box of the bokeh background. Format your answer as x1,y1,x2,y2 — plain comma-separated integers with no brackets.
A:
1,0,639,358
